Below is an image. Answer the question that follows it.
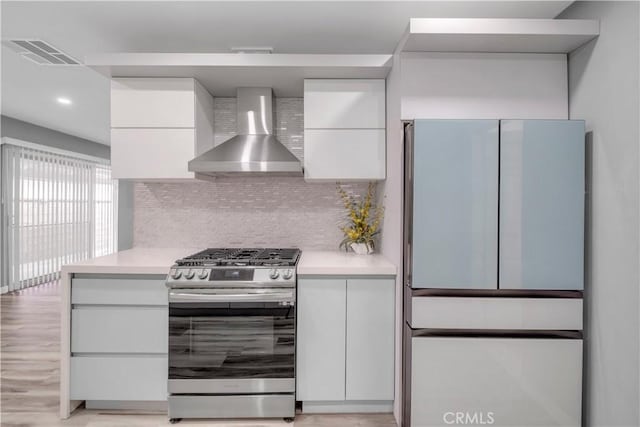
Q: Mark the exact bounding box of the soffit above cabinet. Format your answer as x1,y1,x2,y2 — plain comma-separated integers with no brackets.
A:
401,18,599,53
85,53,392,97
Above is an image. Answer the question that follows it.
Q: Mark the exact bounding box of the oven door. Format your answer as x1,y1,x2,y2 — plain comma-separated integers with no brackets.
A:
168,288,295,395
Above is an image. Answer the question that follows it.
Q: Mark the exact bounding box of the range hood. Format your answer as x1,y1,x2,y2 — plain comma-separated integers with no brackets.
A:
188,87,302,176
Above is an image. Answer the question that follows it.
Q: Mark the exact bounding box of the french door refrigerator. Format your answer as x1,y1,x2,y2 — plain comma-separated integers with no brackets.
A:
403,119,585,427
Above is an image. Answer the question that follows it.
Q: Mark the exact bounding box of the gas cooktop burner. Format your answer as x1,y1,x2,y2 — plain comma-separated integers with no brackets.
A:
175,248,301,267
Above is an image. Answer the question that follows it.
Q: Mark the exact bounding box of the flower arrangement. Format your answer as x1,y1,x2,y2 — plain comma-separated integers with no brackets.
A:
337,182,384,254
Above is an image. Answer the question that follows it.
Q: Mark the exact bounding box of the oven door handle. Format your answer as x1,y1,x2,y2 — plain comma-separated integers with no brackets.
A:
169,291,295,304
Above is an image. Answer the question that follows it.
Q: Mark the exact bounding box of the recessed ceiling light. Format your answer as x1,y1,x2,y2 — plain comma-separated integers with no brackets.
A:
56,97,72,105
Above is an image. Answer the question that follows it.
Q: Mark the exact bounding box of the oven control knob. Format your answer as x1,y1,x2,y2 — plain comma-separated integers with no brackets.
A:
171,269,182,280
184,269,195,280
282,269,293,280
197,269,209,280
269,269,280,279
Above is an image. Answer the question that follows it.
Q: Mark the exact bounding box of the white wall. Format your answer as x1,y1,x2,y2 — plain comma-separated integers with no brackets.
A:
560,2,640,426
400,52,568,120
381,50,570,426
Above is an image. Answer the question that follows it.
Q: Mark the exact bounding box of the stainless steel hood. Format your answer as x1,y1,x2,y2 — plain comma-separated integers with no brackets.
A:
188,87,302,176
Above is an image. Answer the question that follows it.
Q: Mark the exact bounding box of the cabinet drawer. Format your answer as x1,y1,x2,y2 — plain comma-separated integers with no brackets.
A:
72,307,167,353
70,356,167,401
111,128,195,179
410,297,582,330
304,79,385,129
304,129,385,181
111,78,195,128
72,277,167,306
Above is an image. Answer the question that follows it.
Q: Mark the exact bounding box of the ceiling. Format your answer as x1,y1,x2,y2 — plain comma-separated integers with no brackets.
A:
1,1,573,145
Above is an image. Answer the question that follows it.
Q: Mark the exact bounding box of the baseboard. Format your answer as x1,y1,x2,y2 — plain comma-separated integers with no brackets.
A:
85,400,167,412
301,400,393,414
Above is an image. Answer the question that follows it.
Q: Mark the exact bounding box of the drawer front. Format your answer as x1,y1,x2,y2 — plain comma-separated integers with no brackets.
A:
411,337,582,426
71,356,167,401
72,307,167,353
111,78,195,128
72,277,167,306
411,297,582,330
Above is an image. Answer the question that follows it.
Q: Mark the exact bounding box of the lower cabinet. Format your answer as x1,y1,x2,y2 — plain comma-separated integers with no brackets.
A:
296,277,395,412
70,356,167,401
69,275,168,406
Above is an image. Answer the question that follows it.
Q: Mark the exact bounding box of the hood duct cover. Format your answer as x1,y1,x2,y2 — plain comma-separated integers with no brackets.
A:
188,87,302,176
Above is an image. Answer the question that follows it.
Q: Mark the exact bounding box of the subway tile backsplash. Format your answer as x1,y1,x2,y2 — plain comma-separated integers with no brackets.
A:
133,97,368,250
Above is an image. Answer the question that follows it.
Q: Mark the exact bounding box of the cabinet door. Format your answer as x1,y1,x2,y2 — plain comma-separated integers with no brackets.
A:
411,337,582,427
296,278,346,401
411,120,499,289
345,279,394,400
111,78,195,128
304,79,385,129
111,128,195,179
500,120,584,290
304,129,385,181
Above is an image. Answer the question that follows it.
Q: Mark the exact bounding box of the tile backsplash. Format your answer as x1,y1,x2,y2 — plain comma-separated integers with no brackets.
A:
133,97,369,250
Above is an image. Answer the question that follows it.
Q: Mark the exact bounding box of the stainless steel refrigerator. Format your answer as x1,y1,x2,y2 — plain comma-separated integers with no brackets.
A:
403,119,585,427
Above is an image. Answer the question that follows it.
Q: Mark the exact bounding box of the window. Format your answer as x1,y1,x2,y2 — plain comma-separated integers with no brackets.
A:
1,141,118,293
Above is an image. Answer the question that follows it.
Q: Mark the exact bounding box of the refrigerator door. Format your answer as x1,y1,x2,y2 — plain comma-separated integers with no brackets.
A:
409,120,499,289
500,120,585,290
410,336,582,427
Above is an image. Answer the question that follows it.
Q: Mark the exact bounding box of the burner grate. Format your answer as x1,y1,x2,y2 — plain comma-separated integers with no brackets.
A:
175,248,301,267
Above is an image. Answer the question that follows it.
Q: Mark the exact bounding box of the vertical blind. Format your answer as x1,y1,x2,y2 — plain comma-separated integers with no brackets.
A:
1,142,118,293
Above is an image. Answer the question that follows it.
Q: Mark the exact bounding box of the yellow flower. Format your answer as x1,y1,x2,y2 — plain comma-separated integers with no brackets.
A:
336,182,385,250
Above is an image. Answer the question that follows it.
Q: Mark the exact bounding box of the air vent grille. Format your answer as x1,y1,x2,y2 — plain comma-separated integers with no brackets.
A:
3,39,80,65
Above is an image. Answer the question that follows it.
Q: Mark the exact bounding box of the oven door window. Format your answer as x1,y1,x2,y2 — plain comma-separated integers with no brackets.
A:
169,302,294,379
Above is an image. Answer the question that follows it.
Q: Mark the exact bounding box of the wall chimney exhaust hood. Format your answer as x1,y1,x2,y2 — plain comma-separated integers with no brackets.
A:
188,87,302,177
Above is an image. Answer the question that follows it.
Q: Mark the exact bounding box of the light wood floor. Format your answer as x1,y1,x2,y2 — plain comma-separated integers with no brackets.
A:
1,282,397,427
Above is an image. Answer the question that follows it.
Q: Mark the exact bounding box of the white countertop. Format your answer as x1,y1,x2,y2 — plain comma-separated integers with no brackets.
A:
297,251,396,276
61,248,396,277
61,247,198,275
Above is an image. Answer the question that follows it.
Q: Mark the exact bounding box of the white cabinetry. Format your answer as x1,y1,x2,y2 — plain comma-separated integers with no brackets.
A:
111,128,196,179
296,279,346,401
345,278,395,401
296,276,394,412
110,78,214,180
303,79,386,181
304,79,385,129
69,275,168,404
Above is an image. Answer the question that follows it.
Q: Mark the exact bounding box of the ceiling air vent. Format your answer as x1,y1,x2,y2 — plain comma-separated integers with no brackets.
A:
3,39,80,65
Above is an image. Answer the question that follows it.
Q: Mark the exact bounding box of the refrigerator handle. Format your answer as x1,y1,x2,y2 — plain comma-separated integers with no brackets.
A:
403,121,414,291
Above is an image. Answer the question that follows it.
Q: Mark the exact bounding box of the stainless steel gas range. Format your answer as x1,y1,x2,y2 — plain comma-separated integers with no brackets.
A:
165,248,301,424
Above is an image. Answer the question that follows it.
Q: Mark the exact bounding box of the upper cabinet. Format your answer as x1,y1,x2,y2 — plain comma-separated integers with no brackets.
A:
304,79,385,129
110,78,214,180
303,79,386,182
111,78,196,128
